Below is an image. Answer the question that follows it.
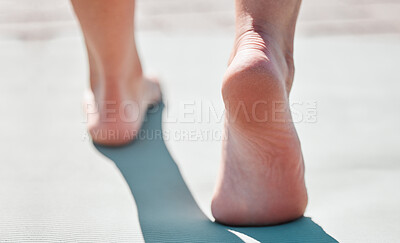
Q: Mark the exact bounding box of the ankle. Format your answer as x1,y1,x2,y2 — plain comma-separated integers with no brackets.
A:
234,0,301,51
233,25,294,63
226,28,295,96
236,24,289,49
88,46,143,93
90,63,143,98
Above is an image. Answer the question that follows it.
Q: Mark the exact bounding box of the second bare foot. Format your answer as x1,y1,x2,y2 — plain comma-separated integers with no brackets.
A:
84,75,161,146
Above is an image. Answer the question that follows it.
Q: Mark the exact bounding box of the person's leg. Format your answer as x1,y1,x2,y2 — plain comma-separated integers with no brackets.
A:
211,0,307,226
71,0,160,146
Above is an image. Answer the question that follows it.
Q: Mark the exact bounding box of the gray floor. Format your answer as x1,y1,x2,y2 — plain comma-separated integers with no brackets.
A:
1,1,400,242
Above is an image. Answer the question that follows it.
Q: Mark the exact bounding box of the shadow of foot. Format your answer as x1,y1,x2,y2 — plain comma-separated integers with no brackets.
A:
95,101,337,243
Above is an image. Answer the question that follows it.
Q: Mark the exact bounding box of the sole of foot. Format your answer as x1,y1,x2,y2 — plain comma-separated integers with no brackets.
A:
211,30,308,226
84,76,161,146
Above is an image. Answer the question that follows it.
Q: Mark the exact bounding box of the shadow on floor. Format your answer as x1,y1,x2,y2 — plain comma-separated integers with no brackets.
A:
95,101,337,243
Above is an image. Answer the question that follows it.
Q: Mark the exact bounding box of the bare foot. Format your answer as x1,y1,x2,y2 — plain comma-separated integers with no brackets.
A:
84,75,161,146
71,0,162,146
211,29,308,226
